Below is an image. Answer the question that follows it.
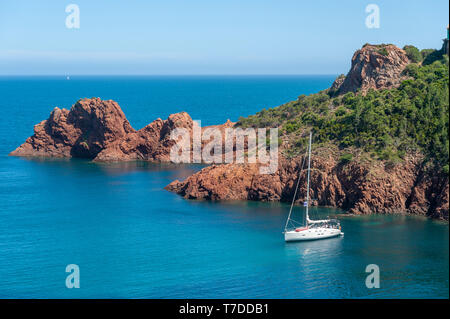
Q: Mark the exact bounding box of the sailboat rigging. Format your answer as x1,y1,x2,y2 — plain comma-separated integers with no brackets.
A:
284,132,343,242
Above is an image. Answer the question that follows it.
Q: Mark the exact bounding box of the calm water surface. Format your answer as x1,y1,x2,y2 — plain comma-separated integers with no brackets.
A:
0,76,448,298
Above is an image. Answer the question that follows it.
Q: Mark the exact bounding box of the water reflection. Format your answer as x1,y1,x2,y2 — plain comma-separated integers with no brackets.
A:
286,234,344,258
283,235,345,297
17,156,205,178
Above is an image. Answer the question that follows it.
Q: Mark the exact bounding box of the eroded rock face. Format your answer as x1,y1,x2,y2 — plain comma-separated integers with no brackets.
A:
10,98,136,159
10,97,234,162
10,71,448,220
166,154,449,220
335,44,410,95
329,74,346,96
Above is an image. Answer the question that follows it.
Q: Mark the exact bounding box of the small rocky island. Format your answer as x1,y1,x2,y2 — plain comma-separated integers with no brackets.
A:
11,42,449,220
10,98,233,162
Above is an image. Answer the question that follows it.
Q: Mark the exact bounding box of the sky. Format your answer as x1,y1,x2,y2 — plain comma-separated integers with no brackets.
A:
0,0,448,75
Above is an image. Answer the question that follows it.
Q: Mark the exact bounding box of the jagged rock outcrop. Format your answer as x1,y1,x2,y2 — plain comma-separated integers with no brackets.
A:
334,44,410,95
10,98,135,159
10,40,449,221
10,98,234,162
164,41,448,220
329,74,346,96
166,154,449,220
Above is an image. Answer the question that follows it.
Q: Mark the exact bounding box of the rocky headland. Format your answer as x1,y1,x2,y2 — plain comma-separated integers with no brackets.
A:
10,97,233,162
330,44,410,96
10,43,449,220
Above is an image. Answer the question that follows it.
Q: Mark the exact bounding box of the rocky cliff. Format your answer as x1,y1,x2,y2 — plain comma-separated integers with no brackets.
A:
165,153,449,220
10,97,234,162
163,42,448,220
330,44,410,96
10,42,448,221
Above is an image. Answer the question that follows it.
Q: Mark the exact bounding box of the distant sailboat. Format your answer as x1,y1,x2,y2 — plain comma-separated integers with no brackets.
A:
284,132,343,242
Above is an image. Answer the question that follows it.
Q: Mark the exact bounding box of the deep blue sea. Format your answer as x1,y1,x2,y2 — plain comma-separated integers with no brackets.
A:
0,76,448,298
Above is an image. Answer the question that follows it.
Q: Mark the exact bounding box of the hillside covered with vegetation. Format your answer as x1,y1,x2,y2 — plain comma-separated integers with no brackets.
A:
237,46,449,173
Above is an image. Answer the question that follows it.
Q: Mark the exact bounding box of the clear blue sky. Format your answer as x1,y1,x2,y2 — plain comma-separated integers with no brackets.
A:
0,0,448,75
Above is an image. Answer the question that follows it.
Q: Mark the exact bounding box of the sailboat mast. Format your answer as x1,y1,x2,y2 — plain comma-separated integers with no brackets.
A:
284,145,309,232
305,131,312,224
284,170,300,232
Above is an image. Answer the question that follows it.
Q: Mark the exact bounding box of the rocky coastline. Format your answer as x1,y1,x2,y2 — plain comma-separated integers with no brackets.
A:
165,152,448,220
10,43,449,221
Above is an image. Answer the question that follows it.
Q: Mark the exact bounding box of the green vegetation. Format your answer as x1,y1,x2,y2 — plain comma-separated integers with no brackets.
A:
421,49,435,61
401,44,448,65
423,46,449,66
443,164,449,175
403,45,422,63
237,59,449,172
339,153,353,164
377,47,389,56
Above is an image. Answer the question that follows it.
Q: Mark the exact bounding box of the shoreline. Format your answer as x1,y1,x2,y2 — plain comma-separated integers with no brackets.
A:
7,153,448,222
8,42,449,221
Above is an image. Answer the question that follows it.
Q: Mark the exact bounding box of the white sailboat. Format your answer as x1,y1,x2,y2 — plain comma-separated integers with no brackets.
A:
284,132,343,242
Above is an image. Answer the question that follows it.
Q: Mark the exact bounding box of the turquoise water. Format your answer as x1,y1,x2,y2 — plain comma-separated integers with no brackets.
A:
0,76,448,298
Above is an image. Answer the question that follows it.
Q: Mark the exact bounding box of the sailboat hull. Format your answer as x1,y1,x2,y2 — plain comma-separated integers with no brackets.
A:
284,227,342,242
283,132,344,242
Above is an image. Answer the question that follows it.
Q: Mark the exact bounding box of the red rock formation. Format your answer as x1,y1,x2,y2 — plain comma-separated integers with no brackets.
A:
166,154,449,220
10,98,135,159
334,44,410,95
10,42,448,221
10,97,234,162
162,41,447,219
329,74,346,96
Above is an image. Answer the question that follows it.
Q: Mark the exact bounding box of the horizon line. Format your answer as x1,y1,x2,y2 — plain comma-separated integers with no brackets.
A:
0,73,340,77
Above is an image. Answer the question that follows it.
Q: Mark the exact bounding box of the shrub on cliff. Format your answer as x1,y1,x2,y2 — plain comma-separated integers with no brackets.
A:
421,49,435,61
377,47,389,56
237,59,449,172
402,63,419,77
443,164,449,175
339,153,353,164
422,46,448,66
403,45,422,63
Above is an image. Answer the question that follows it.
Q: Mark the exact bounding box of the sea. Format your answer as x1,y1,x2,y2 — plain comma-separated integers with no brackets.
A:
0,75,448,298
